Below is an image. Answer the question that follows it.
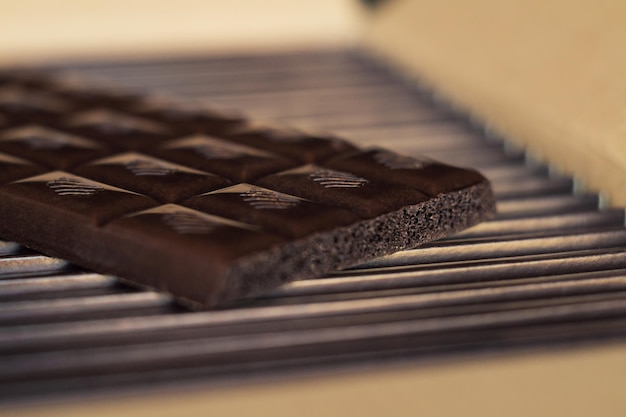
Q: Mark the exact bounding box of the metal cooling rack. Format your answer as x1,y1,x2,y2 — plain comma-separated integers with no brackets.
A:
1,49,625,403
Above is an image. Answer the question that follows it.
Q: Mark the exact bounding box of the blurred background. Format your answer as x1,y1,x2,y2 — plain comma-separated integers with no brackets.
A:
0,0,366,64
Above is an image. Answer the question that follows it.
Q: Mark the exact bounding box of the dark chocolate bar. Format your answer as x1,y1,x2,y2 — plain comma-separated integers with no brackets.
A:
0,72,495,308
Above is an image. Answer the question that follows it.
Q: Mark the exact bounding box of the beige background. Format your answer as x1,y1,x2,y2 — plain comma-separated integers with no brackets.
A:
369,0,626,207
0,0,364,63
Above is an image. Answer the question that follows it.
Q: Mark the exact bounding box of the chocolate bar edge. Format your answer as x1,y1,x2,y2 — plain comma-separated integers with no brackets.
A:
194,179,495,309
0,176,494,311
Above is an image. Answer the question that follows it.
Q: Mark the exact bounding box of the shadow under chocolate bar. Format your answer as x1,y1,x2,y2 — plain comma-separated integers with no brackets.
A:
0,72,495,308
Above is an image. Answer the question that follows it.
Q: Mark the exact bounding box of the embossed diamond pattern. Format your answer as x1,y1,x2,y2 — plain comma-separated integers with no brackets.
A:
0,71,493,308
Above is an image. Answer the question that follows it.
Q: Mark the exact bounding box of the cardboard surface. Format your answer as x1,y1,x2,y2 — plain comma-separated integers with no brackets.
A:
368,0,626,207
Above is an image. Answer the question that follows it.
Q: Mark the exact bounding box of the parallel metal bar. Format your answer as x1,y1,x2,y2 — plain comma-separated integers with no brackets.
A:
490,176,574,199
495,194,599,218
455,209,625,238
478,163,549,180
0,273,118,300
0,255,72,277
0,293,174,326
275,250,626,296
357,228,626,267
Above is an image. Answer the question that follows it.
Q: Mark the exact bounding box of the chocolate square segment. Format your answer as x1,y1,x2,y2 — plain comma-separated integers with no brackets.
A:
105,205,285,302
225,121,358,163
256,165,428,218
74,152,231,203
325,148,487,197
132,97,245,135
0,152,46,184
183,184,360,238
0,86,73,126
0,125,110,170
65,109,176,150
0,71,53,89
150,134,297,182
0,172,156,225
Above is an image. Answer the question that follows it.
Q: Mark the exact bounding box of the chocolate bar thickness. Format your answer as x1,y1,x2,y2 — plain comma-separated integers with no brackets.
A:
0,73,495,308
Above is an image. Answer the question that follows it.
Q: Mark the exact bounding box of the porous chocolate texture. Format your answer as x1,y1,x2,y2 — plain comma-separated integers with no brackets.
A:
0,72,496,309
